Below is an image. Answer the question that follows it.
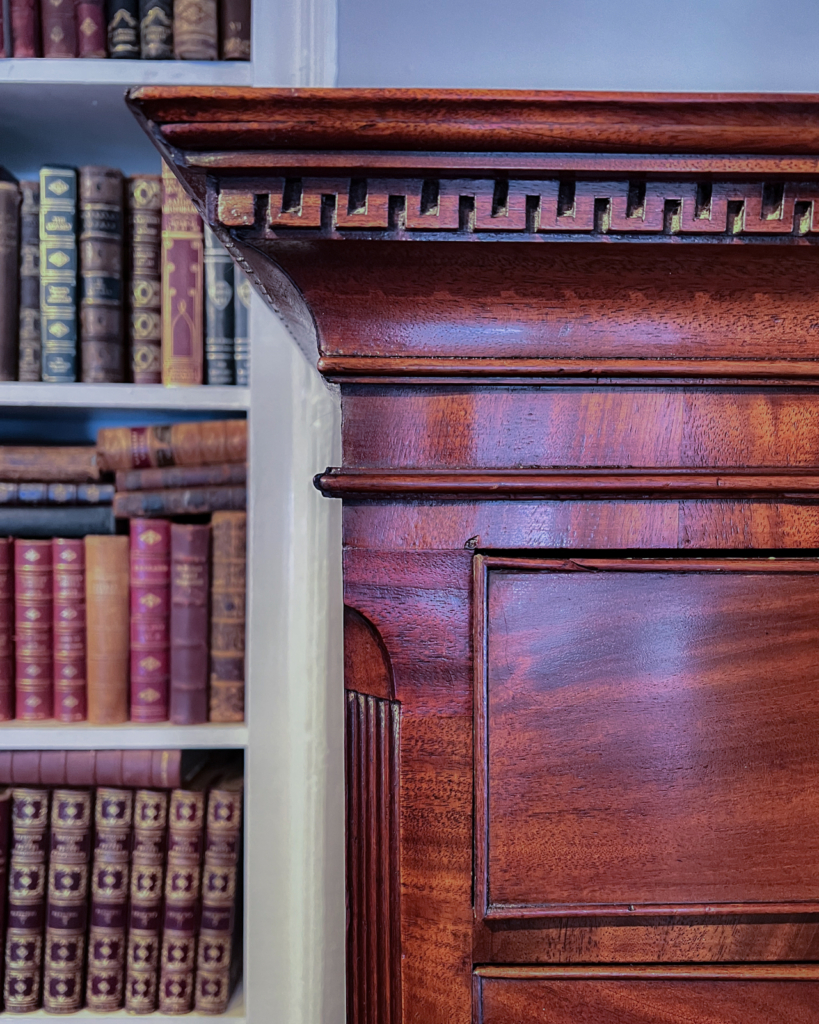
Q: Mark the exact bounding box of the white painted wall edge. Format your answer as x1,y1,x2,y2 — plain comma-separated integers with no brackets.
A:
253,0,339,86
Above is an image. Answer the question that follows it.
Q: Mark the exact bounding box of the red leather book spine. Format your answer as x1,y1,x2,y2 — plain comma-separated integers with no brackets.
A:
130,518,170,723
85,789,132,1011
125,789,168,1013
4,788,49,1013
10,0,40,55
85,535,129,724
159,789,205,1014
76,0,106,54
40,0,77,56
43,790,92,1014
170,524,210,725
52,538,86,722
0,539,14,722
14,540,53,721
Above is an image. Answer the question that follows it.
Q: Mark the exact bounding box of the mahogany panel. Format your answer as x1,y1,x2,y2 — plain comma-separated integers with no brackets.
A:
344,606,394,700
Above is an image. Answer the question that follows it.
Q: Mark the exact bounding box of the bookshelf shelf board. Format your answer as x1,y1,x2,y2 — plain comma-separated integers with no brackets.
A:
0,383,249,410
0,59,253,87
0,722,249,749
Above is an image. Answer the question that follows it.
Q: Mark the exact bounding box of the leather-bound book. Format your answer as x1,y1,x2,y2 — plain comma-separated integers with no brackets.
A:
128,175,162,383
0,177,19,384
0,788,11,1000
173,0,216,58
139,0,171,58
41,0,76,55
170,523,210,725
0,506,114,538
130,518,170,723
0,539,13,722
97,418,247,472
14,539,53,721
4,788,50,1013
18,181,41,382
0,446,97,482
40,167,79,383
195,770,243,1013
114,484,246,517
42,790,92,1014
107,0,139,55
220,0,249,59
76,0,106,54
52,538,86,722
233,274,250,386
161,161,204,386
80,166,124,383
85,535,129,724
85,789,132,1011
1,2,5,54
204,225,235,384
125,789,168,1013
209,511,245,723
10,0,40,54
117,462,246,491
159,787,205,1014
0,750,183,787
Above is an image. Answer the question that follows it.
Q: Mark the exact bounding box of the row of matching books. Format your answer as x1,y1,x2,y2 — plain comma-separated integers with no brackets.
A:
0,162,249,385
0,751,243,1015
0,0,249,59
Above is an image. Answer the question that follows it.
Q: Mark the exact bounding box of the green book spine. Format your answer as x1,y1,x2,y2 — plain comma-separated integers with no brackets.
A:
39,167,78,383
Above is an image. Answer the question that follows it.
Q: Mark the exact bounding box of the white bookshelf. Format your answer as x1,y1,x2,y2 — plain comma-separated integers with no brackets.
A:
0,723,249,748
0,59,254,85
0,383,249,409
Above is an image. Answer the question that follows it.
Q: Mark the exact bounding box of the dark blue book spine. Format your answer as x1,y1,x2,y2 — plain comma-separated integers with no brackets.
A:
233,274,250,387
39,167,78,384
204,226,235,386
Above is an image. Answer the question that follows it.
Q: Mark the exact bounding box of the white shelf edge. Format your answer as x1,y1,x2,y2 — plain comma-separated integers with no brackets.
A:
0,58,254,86
0,384,249,410
0,723,248,749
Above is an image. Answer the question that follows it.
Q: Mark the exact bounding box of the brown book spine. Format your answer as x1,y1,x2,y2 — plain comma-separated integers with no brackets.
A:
159,788,205,1014
80,167,125,383
116,461,247,492
114,484,246,518
85,536,129,724
0,539,14,722
173,0,216,58
42,790,91,1014
0,447,97,483
130,518,170,723
10,0,40,54
85,789,132,1011
97,419,247,473
220,0,249,59
1,1,6,54
40,0,77,55
0,789,12,1002
125,789,168,1013
170,523,210,725
76,0,106,54
128,176,162,384
195,777,243,1014
4,788,49,1013
18,181,41,383
52,538,86,722
161,162,204,386
14,540,53,721
209,512,246,723
0,181,19,384
0,751,182,788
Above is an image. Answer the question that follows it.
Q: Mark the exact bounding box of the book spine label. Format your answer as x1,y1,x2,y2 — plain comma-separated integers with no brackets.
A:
126,789,168,1013
204,225,235,385
159,789,204,1014
116,461,247,491
76,0,106,55
0,539,13,722
161,163,204,386
220,0,249,59
113,484,246,518
80,167,124,383
42,790,92,1014
85,789,132,1011
139,0,171,58
18,181,41,382
41,0,77,55
52,538,86,722
129,518,170,722
128,176,162,383
14,540,53,721
10,0,40,54
0,182,20,384
39,168,78,383
195,783,243,1014
173,0,216,58
85,536,129,724
107,0,139,53
5,788,50,1013
210,512,246,722
234,275,250,386
170,524,210,724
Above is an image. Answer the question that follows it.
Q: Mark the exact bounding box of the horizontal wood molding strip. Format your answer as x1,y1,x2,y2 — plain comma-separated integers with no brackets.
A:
484,901,819,920
475,965,819,981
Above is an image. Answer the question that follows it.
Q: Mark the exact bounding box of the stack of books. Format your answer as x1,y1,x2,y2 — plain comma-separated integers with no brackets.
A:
0,0,249,59
0,750,243,1015
0,163,250,386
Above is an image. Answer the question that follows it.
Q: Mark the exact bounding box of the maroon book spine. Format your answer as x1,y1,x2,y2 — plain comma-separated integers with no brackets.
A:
125,790,168,1013
53,538,86,723
0,750,183,788
0,540,14,722
130,518,170,723
40,0,77,55
0,789,12,1004
14,540,53,721
10,0,40,55
76,0,106,54
170,524,210,725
